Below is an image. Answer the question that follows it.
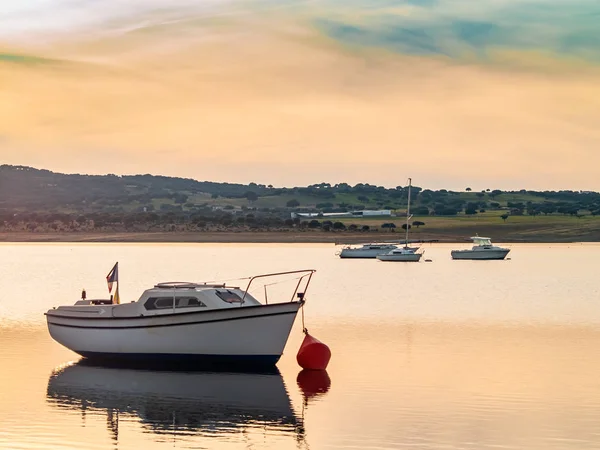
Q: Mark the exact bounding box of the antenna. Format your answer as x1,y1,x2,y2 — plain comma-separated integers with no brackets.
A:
405,178,412,247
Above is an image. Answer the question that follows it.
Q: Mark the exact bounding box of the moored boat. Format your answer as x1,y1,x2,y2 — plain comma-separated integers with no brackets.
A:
451,236,510,260
376,246,422,262
376,177,422,262
338,243,398,258
45,269,315,366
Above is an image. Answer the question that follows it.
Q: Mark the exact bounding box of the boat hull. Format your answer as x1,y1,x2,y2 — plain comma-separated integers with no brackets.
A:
46,302,301,366
376,253,422,262
75,352,281,366
451,249,510,260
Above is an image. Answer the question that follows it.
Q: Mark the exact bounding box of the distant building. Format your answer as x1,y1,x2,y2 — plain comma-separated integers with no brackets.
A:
291,210,392,219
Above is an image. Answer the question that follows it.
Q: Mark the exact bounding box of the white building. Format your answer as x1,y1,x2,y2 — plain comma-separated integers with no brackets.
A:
291,210,392,219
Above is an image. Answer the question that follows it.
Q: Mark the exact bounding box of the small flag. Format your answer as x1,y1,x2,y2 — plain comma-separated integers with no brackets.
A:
113,285,121,305
106,262,118,293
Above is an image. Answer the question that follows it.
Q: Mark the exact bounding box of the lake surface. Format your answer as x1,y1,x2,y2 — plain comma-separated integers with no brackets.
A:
2,242,600,449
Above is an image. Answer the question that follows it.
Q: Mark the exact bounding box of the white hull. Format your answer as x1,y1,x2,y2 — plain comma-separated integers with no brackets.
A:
47,302,301,364
376,253,422,262
339,248,395,258
451,249,510,260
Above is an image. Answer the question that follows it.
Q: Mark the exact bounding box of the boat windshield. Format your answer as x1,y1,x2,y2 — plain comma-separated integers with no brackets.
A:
473,237,492,246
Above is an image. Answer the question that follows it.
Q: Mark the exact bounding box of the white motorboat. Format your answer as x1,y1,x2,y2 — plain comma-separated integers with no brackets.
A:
377,177,422,262
338,243,398,258
46,269,315,366
451,236,510,260
377,246,423,262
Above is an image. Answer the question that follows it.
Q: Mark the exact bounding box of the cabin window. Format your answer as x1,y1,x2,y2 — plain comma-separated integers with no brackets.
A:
144,296,206,310
176,297,206,308
216,290,243,303
156,298,174,309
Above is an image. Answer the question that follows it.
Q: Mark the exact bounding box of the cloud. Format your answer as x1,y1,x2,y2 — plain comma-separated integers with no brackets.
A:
311,0,600,60
2,0,598,61
0,52,65,66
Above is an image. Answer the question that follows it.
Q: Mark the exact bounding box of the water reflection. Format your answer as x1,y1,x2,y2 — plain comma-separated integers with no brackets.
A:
46,361,303,444
297,369,331,405
295,368,331,440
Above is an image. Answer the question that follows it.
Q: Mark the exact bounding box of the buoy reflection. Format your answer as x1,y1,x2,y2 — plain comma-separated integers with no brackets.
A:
296,369,331,404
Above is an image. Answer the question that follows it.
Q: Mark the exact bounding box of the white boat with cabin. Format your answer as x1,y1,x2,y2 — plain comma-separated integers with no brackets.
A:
45,269,315,366
376,246,422,262
377,178,423,262
451,236,510,260
338,243,398,258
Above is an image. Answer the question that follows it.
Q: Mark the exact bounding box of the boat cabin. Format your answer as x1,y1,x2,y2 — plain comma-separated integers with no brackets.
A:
364,244,394,250
54,283,264,319
471,236,493,248
47,269,315,321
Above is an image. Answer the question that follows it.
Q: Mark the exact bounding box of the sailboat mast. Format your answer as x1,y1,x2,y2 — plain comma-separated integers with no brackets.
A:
405,178,411,246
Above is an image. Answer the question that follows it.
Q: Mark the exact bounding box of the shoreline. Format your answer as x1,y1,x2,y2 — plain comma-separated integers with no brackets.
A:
0,231,598,244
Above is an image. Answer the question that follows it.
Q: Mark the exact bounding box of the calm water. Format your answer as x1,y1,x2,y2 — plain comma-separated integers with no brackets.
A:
2,242,600,450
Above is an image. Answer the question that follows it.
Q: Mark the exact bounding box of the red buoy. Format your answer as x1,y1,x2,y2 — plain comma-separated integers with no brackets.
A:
296,332,331,370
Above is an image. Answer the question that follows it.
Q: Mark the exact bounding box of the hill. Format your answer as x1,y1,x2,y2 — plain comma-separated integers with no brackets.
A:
1,165,600,242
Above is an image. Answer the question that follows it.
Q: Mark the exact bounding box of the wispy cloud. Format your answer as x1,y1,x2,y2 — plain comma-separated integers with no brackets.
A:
313,0,600,60
0,52,66,66
2,0,598,62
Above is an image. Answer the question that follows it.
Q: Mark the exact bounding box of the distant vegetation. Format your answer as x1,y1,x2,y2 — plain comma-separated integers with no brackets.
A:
1,165,600,235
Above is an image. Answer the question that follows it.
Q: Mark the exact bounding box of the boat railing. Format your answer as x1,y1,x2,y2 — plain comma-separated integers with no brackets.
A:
241,269,316,305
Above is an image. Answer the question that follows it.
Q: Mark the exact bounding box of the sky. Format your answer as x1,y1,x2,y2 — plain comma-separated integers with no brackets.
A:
1,0,599,190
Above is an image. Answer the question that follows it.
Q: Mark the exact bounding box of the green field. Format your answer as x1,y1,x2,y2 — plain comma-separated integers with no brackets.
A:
159,190,584,212
333,213,600,242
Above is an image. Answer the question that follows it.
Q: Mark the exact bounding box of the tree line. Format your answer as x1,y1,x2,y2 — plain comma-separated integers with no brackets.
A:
0,211,391,233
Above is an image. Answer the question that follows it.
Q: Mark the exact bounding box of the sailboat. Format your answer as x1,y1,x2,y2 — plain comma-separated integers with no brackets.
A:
377,178,423,262
45,268,316,366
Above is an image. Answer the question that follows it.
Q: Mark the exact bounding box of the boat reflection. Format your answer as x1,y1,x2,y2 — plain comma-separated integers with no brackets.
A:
46,360,303,443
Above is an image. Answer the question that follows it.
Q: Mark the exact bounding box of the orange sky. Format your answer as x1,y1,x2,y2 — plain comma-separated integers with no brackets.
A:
1,6,599,190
